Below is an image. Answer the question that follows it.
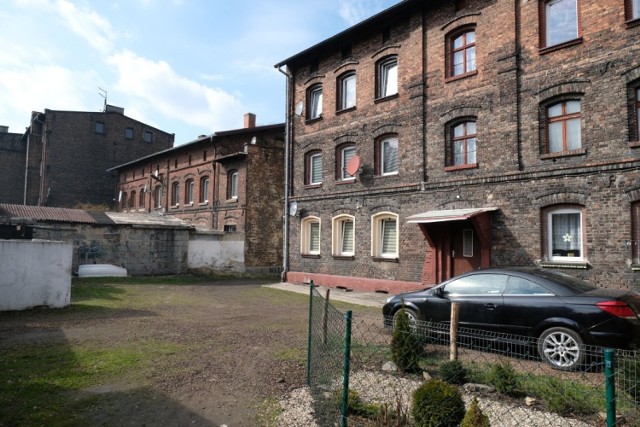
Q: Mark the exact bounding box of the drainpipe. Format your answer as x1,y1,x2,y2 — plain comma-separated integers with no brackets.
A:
277,64,293,282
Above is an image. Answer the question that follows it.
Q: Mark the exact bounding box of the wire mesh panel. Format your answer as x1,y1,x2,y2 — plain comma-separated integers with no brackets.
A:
307,285,348,426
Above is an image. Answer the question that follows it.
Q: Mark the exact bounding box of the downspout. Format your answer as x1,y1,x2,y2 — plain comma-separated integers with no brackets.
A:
515,0,524,171
277,64,293,282
212,137,218,230
421,6,428,183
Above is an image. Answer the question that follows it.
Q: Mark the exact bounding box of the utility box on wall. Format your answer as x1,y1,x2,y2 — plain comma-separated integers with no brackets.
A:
0,240,72,311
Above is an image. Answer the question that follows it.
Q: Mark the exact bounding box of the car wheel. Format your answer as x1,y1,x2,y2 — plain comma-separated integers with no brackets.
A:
537,327,585,370
392,307,420,330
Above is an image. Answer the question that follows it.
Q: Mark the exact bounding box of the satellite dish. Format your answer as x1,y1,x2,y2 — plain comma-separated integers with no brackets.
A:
250,136,257,145
346,155,361,177
294,101,304,117
289,201,298,217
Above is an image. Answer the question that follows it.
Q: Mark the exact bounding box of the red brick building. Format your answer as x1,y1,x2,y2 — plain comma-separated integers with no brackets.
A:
276,0,640,292
0,105,175,208
109,114,285,272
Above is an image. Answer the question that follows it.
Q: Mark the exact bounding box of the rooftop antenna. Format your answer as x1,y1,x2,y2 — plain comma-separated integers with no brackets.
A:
98,87,107,112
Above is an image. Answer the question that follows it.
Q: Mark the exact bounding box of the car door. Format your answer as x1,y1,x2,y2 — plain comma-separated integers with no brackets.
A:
501,275,556,337
434,273,509,332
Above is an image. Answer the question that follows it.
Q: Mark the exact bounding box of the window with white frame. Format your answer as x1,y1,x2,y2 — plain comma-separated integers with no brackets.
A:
337,144,356,181
306,151,323,185
377,56,398,98
301,217,321,255
371,213,399,258
627,0,640,20
377,135,399,175
332,215,355,256
171,182,179,206
185,179,194,204
307,84,323,120
542,0,579,48
154,186,162,209
228,170,238,199
337,72,356,111
199,177,209,203
546,207,584,261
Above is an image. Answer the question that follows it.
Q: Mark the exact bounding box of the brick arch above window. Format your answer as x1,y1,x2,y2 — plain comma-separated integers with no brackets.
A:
533,192,588,209
372,124,401,139
624,65,640,84
333,133,359,146
439,106,482,124
535,79,588,101
370,44,400,59
440,12,481,32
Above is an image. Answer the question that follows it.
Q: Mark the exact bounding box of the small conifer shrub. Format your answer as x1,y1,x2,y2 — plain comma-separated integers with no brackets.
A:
390,307,423,373
461,397,490,427
439,360,468,385
411,379,465,427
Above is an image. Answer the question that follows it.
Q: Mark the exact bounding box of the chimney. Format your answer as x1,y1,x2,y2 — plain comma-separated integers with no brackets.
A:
244,113,256,129
0,125,8,133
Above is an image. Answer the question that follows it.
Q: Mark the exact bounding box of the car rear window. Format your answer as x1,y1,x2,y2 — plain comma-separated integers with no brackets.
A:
536,270,596,293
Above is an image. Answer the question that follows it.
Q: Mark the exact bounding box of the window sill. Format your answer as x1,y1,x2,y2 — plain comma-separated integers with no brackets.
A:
333,255,355,261
336,106,356,115
631,264,640,272
539,261,589,270
444,70,478,83
301,254,321,259
629,141,640,148
626,17,640,29
372,256,399,263
304,184,322,189
305,116,323,124
444,163,478,172
539,37,583,55
226,199,238,203
198,201,209,206
540,148,586,159
336,179,356,185
374,93,399,103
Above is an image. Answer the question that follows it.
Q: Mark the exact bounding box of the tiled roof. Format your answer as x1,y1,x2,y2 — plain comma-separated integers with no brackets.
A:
0,204,97,224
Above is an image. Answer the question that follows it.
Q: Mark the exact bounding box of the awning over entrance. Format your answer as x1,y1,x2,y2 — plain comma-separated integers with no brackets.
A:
406,207,498,224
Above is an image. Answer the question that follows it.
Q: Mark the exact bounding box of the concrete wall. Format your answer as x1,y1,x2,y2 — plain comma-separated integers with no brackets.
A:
33,223,189,276
0,240,72,311
188,232,245,272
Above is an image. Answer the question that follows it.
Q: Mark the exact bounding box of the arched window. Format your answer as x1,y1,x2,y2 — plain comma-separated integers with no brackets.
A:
154,186,162,209
301,216,321,255
371,212,399,258
199,176,210,203
376,135,399,175
332,214,355,257
447,120,477,166
545,100,581,153
306,83,323,120
171,182,180,206
305,150,323,186
447,26,476,78
227,170,239,199
138,189,145,208
185,179,195,205
337,71,356,111
376,55,398,98
336,144,356,181
129,190,136,209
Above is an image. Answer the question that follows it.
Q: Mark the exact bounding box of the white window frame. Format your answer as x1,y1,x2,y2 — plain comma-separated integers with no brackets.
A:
301,216,321,255
309,152,323,185
154,186,162,209
200,177,210,203
229,171,239,199
338,73,356,110
378,56,398,98
547,208,584,262
171,182,180,207
634,0,640,19
308,85,323,120
380,136,399,175
186,180,194,205
371,212,399,258
339,145,356,181
332,215,355,256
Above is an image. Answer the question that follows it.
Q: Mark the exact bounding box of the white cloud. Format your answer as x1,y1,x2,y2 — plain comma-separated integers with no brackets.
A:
338,0,386,26
106,50,245,134
54,0,115,53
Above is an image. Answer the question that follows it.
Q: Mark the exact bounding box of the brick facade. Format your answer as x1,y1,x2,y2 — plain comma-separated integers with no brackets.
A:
277,0,640,292
111,116,285,271
0,128,25,204
1,106,174,208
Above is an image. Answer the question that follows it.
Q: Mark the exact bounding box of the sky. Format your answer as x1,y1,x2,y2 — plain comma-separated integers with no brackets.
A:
0,0,398,145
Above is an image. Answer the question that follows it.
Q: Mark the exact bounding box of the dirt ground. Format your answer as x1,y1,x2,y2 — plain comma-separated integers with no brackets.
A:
0,279,315,426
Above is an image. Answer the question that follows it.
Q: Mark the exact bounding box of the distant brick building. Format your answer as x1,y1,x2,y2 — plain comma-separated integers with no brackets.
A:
109,114,285,273
0,105,174,208
276,0,640,292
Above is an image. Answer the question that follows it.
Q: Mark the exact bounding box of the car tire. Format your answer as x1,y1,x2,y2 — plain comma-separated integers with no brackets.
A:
392,307,420,330
537,327,585,371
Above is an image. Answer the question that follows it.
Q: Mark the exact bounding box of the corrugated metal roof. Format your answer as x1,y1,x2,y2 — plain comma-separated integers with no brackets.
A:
406,207,498,224
0,204,97,224
105,212,191,228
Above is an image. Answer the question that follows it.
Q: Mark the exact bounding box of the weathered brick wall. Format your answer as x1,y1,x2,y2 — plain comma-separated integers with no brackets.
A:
33,223,189,276
27,109,174,208
0,131,25,204
285,0,640,290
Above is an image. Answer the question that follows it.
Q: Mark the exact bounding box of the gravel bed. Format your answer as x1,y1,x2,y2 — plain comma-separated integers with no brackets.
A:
276,371,592,426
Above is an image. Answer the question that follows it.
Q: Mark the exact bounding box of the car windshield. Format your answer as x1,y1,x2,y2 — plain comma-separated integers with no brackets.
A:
533,270,596,293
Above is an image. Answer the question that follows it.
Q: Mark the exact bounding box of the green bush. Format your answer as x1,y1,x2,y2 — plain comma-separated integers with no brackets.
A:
488,361,519,396
390,308,424,373
461,397,490,427
412,379,465,427
439,360,468,385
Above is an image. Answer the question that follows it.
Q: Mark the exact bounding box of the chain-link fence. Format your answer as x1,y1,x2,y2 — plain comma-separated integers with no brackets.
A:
307,286,640,426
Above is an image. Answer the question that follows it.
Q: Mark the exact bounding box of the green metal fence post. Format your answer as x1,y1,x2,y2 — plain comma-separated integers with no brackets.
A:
341,310,353,427
307,280,314,386
604,348,616,427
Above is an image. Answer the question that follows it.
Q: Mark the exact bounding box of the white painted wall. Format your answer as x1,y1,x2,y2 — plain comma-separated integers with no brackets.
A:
188,233,245,271
0,240,72,311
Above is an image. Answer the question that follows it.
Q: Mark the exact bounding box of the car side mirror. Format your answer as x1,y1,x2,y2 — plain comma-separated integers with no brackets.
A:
433,287,444,298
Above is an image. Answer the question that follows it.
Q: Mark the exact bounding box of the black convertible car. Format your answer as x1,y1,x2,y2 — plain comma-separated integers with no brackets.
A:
383,268,640,370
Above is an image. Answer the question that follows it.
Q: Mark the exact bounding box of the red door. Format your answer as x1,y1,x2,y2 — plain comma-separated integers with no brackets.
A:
451,221,481,277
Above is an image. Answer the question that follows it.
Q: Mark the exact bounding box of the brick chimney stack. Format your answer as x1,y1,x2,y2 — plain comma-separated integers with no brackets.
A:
244,113,256,129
